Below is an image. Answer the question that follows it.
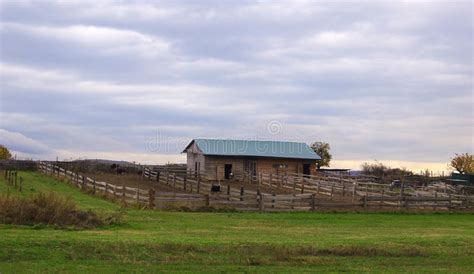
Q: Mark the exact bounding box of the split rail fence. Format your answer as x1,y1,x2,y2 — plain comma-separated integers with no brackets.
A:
32,163,474,211
143,167,474,211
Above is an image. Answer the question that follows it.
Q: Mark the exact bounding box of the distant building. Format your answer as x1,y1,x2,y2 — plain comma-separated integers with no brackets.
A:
182,139,320,180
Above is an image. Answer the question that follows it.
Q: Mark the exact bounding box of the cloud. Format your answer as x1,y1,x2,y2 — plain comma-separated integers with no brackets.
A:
0,1,472,172
1,23,172,59
0,128,52,155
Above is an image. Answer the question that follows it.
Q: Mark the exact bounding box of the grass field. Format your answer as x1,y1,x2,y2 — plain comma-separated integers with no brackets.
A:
0,171,473,273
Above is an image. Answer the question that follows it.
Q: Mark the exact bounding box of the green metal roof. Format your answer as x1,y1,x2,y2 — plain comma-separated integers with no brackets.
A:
183,139,320,160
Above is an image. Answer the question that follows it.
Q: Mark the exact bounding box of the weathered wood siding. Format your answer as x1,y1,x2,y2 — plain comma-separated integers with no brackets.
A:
256,158,316,175
202,156,317,180
204,156,245,180
186,142,206,174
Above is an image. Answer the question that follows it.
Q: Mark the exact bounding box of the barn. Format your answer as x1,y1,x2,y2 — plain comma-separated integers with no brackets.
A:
182,139,321,181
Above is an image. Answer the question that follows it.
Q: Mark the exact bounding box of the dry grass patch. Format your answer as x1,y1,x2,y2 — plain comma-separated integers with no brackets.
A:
0,192,123,229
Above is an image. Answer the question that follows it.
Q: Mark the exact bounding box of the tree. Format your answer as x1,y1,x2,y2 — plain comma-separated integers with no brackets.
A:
361,161,413,178
310,141,332,169
0,145,12,160
449,153,474,174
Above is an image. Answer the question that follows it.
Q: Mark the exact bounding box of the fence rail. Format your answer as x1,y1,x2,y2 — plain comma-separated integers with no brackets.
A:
31,163,474,212
141,167,474,211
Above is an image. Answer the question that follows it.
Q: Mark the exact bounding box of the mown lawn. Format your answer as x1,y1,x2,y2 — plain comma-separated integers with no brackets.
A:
0,171,473,273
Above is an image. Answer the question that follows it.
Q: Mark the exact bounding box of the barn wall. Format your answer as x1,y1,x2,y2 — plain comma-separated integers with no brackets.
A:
256,158,316,175
201,156,317,180
204,156,245,180
186,142,205,174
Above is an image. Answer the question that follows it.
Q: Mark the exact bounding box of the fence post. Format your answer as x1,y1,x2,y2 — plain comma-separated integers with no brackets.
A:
184,176,187,191
81,175,85,190
342,182,345,197
301,179,305,194
292,178,296,194
317,180,320,195
114,184,117,197
148,188,155,208
258,192,264,211
227,185,231,201
122,186,126,203
311,193,315,211
240,186,244,201
269,173,273,188
156,171,160,183
93,180,96,194
136,188,140,204
14,172,18,188
197,177,201,194
352,183,357,203
173,173,176,188
448,194,452,211
205,194,210,207
271,192,275,209
331,185,334,200
104,183,108,195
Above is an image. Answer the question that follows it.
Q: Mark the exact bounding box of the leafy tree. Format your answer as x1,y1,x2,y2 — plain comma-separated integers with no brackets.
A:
0,145,12,160
310,141,332,169
450,153,474,174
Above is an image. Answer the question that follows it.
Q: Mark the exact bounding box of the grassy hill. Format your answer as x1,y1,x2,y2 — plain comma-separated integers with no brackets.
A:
0,171,473,273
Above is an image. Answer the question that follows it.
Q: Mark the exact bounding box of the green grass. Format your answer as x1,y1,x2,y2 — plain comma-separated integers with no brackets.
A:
1,171,473,273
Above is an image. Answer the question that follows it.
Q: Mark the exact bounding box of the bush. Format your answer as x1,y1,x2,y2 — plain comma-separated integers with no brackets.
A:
0,192,122,229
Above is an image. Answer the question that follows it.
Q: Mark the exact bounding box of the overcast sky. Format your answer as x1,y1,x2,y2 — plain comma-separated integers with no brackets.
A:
0,1,472,172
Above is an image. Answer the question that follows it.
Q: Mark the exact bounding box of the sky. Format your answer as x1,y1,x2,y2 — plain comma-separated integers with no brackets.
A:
0,0,472,173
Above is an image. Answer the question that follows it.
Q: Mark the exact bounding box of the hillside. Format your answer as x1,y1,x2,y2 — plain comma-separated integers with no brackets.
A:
0,171,473,273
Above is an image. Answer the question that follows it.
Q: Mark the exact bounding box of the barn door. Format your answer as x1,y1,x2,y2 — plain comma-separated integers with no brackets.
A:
249,161,257,181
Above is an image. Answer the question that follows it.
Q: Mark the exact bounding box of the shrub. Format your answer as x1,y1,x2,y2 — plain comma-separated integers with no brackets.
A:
0,192,122,229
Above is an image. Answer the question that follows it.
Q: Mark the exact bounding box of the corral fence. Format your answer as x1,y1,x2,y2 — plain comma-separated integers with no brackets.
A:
29,162,474,212
3,170,25,192
142,167,474,211
235,171,474,199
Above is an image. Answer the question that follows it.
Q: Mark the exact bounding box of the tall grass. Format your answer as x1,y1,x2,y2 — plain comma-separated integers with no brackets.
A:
0,192,121,228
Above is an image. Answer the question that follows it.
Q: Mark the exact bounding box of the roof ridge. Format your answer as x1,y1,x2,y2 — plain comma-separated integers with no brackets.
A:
194,138,308,144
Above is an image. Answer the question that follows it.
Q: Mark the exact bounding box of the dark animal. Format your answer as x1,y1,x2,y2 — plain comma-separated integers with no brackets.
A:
211,183,221,193
110,164,126,175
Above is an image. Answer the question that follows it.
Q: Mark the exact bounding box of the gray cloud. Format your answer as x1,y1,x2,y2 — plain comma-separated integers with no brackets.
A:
0,1,472,168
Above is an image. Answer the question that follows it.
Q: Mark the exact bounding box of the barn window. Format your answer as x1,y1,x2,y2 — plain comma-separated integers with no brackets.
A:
272,164,288,169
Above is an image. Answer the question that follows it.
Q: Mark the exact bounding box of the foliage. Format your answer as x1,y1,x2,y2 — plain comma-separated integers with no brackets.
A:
310,141,332,169
450,153,474,174
361,161,413,177
0,144,12,160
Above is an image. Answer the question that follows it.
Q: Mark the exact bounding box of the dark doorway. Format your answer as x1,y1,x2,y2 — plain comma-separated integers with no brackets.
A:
303,164,311,176
224,164,233,179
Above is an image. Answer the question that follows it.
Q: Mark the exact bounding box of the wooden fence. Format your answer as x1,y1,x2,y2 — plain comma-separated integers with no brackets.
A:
31,163,474,212
142,167,474,211
3,170,24,192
